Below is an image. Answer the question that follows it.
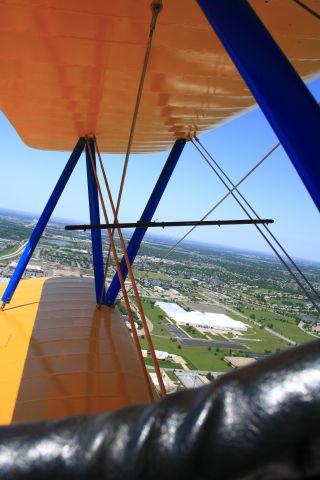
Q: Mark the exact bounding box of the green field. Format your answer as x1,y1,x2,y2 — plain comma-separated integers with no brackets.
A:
267,297,306,307
166,371,178,381
206,331,231,342
140,298,171,336
243,308,314,344
144,357,181,369
139,299,231,371
128,297,311,372
139,335,232,372
180,325,206,339
227,312,290,353
138,298,299,369
133,269,192,284
133,270,169,280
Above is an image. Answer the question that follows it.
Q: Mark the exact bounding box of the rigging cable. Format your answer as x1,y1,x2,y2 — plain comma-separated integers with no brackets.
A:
195,136,320,301
95,140,115,307
119,141,279,300
292,0,320,20
191,138,320,313
160,142,279,261
101,1,163,298
94,137,167,396
85,139,155,401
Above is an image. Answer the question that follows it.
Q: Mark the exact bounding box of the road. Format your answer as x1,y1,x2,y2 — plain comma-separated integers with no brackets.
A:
264,326,296,345
298,321,318,338
0,240,28,261
219,300,297,346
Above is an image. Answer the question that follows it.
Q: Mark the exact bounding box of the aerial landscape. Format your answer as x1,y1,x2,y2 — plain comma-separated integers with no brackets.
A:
1,208,319,393
0,1,319,477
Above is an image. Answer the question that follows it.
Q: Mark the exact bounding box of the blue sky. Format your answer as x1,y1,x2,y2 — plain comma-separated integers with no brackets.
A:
0,79,319,262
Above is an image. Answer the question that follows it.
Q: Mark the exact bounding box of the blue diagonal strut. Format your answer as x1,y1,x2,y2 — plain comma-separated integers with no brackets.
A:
197,0,320,212
86,139,106,305
105,139,186,306
1,137,86,306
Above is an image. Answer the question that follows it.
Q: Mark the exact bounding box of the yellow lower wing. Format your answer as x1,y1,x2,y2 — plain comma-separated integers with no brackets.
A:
0,278,45,424
0,277,156,425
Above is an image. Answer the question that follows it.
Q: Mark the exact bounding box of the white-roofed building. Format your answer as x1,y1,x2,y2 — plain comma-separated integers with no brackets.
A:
155,301,248,332
156,301,185,314
141,349,170,360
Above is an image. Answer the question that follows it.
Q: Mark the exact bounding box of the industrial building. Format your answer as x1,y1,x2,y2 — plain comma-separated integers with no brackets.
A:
156,301,248,332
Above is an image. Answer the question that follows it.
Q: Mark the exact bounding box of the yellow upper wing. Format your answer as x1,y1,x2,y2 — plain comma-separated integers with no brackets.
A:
0,0,318,153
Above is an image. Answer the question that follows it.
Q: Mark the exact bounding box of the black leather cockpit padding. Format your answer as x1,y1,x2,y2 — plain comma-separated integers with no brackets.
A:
1,340,319,479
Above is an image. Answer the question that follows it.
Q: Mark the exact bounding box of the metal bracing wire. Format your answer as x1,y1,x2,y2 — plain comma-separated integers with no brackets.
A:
93,137,167,396
292,0,320,20
101,1,162,292
159,142,279,261
191,139,320,314
195,136,320,301
85,138,155,401
115,1,162,216
119,141,279,301
95,140,115,308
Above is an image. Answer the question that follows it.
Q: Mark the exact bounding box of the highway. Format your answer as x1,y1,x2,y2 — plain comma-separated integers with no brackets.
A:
0,240,28,261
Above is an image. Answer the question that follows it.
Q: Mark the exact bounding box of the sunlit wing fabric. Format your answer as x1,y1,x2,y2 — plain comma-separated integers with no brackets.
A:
0,0,318,153
0,277,156,425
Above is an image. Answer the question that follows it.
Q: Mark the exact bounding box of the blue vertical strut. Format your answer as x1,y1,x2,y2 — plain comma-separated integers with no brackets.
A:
1,138,85,305
197,0,320,211
105,139,186,306
86,139,106,305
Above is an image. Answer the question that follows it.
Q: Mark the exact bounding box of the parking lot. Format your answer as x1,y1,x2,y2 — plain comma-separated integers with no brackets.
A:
166,323,246,350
